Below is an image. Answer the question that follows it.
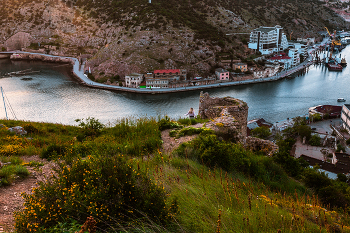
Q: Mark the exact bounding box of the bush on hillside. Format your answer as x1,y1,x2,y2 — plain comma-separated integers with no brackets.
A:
175,133,305,193
158,116,182,131
15,155,178,232
75,117,104,141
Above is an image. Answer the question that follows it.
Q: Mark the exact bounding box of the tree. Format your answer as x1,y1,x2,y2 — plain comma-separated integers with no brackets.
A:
251,126,271,139
309,134,321,146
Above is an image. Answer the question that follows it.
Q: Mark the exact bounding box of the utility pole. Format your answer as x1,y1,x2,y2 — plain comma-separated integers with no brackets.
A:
1,87,8,120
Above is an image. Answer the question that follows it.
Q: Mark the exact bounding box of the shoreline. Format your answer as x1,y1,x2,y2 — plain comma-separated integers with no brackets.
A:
0,51,313,94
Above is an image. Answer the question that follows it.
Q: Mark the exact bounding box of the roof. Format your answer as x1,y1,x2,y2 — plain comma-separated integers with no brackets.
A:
300,153,350,175
247,118,273,128
344,104,350,110
154,69,180,74
253,27,276,33
313,105,342,117
269,53,291,60
234,63,247,66
126,73,143,77
215,68,229,73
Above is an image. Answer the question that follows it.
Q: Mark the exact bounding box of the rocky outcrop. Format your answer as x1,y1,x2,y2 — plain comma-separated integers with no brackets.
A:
199,91,248,141
245,136,279,157
4,32,32,51
8,126,27,135
199,92,248,142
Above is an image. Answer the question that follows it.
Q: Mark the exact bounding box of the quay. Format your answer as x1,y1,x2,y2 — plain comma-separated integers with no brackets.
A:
0,51,313,94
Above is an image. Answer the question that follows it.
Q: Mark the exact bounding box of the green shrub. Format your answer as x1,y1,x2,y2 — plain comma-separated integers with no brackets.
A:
312,113,322,122
251,126,271,139
177,116,207,126
336,143,346,152
346,138,350,145
23,123,40,134
158,116,182,131
40,144,66,160
176,127,212,138
15,155,178,232
169,129,178,137
309,134,321,146
0,164,29,186
75,117,104,141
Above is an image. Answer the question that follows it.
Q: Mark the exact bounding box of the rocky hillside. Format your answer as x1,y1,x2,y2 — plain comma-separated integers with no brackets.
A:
0,0,349,79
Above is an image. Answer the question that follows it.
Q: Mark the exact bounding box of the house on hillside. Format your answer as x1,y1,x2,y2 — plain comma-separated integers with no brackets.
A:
154,69,187,81
232,63,248,72
145,69,187,88
215,68,230,80
253,63,280,79
125,73,144,88
248,25,288,55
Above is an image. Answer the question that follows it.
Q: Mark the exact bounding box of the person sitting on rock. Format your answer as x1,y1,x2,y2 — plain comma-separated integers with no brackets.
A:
185,107,196,119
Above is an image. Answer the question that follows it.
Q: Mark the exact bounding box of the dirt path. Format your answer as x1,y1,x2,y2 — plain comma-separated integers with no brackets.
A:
160,123,204,155
0,156,53,232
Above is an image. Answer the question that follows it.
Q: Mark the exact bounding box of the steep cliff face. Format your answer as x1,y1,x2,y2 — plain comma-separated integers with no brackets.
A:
0,0,348,79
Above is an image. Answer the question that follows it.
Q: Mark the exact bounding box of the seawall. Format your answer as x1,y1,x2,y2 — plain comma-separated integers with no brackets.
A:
1,51,312,95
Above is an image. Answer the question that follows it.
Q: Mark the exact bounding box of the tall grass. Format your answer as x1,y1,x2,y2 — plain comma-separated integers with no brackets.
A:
138,154,350,232
0,156,29,186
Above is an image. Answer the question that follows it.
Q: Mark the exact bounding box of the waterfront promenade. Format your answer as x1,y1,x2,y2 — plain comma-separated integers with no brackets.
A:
0,50,313,94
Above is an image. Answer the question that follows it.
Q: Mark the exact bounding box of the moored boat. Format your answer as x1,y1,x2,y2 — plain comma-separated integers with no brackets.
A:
328,63,343,71
338,98,346,102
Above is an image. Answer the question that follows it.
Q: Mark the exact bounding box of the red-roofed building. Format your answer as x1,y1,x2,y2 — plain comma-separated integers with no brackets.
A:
266,52,293,69
146,69,187,88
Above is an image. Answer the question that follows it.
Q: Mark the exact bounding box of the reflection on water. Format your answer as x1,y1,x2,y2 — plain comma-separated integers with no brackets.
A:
0,48,350,125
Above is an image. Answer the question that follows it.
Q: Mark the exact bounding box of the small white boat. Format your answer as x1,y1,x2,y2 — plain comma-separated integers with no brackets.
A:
337,98,346,102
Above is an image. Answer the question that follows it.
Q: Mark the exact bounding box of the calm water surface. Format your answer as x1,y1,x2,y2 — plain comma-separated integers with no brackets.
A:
0,48,349,125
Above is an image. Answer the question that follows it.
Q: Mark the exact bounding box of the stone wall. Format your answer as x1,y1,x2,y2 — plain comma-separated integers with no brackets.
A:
245,136,279,157
199,91,249,140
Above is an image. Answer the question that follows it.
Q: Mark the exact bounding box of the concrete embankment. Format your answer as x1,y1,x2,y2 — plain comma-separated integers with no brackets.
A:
3,51,313,94
10,53,73,64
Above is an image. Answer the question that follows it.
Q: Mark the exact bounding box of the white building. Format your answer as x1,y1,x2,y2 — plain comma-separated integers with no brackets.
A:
288,49,300,66
266,53,293,69
291,43,308,57
341,104,350,133
125,73,144,88
248,25,289,55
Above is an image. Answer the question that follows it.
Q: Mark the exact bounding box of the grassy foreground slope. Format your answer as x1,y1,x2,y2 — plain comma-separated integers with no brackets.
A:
0,117,350,232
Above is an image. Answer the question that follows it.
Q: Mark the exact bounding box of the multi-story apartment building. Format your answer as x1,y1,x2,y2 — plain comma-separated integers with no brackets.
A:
125,73,144,88
288,49,300,66
248,25,288,55
341,104,350,133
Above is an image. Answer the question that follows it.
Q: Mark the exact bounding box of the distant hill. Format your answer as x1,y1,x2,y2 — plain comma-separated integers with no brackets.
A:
0,0,349,79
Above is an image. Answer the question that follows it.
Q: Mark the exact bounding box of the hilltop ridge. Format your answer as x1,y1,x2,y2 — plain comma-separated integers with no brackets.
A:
0,0,349,78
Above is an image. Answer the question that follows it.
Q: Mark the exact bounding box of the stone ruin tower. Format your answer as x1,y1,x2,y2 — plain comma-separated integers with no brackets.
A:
198,91,249,141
